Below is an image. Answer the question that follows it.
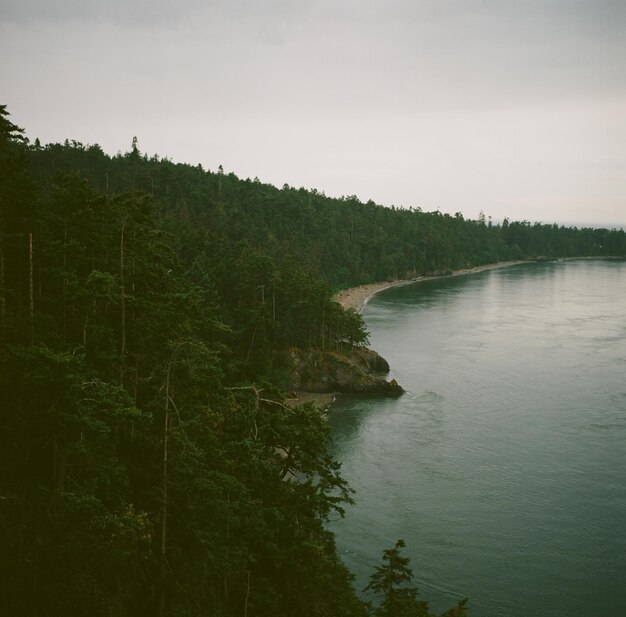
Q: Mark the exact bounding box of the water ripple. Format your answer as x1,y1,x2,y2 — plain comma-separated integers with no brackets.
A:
329,261,626,617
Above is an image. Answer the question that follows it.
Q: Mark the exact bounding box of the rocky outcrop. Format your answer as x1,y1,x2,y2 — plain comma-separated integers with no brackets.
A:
290,346,403,396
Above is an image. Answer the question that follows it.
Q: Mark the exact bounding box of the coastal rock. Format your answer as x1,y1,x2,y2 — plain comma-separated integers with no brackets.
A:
290,346,403,396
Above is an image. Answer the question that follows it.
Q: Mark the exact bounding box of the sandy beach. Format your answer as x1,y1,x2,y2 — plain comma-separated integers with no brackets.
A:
333,260,529,312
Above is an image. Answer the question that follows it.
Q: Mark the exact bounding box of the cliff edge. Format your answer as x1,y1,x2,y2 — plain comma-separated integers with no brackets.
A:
290,346,403,396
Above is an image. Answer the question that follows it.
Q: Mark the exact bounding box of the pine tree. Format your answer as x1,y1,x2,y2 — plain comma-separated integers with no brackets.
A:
365,541,469,617
365,539,431,617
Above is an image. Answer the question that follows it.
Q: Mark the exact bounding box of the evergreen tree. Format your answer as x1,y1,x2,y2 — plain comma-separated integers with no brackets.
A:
365,539,431,617
365,540,469,617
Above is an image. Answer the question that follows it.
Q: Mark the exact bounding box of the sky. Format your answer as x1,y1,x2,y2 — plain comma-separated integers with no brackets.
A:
1,0,625,227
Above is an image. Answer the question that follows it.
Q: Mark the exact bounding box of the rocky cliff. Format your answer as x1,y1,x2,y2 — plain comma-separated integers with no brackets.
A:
290,346,403,396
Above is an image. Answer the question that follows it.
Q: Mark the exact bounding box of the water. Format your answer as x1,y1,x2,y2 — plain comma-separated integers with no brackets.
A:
328,260,626,617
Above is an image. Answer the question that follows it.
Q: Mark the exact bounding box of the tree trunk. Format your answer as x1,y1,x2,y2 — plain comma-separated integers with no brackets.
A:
0,228,5,321
244,570,251,617
272,285,276,322
62,214,67,345
158,354,173,617
119,221,126,386
29,232,34,345
245,326,257,365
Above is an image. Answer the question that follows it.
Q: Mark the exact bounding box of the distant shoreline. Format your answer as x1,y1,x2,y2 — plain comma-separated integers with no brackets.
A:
333,260,530,313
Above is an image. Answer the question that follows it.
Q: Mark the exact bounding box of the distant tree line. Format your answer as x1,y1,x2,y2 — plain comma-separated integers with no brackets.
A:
25,135,625,295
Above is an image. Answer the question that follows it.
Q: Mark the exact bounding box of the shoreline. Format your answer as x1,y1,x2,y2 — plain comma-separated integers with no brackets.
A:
333,260,530,312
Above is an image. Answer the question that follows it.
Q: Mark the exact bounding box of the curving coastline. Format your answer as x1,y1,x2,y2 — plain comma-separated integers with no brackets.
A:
333,260,530,312
295,261,530,409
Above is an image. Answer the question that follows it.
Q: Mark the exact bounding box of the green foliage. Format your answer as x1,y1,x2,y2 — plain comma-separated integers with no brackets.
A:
0,104,26,152
3,100,622,615
1,104,370,616
365,540,469,617
0,345,152,615
365,539,430,617
25,126,625,290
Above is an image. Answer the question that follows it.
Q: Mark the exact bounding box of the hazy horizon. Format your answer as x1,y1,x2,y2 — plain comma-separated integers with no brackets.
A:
2,0,624,228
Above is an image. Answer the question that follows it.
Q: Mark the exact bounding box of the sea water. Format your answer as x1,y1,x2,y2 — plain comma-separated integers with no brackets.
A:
328,260,626,617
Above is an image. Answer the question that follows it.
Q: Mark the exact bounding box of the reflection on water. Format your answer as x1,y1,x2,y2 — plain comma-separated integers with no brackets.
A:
328,260,626,617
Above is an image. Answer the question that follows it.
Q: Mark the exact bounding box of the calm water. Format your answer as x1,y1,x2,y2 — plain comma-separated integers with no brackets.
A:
328,260,626,617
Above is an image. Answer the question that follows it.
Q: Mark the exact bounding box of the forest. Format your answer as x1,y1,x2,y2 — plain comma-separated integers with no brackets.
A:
1,103,624,616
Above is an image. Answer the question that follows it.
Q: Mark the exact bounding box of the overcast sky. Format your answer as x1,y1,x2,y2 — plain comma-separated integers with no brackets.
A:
2,0,625,227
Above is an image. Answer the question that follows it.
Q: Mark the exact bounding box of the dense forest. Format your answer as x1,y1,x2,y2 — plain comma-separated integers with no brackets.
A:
1,103,624,617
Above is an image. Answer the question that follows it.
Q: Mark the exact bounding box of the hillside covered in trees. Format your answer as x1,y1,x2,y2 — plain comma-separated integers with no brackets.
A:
26,133,626,292
1,103,624,616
